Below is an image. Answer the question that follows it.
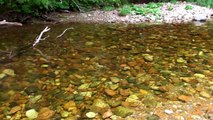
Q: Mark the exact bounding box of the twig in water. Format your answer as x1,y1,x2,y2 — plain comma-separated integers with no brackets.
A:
33,48,49,62
0,20,22,26
33,26,50,47
56,27,73,38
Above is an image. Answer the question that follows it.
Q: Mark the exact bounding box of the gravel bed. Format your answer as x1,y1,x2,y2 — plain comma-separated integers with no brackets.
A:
56,2,213,24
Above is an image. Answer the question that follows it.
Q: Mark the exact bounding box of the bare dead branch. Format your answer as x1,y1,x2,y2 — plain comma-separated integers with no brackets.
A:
56,27,73,38
0,20,22,26
33,26,50,47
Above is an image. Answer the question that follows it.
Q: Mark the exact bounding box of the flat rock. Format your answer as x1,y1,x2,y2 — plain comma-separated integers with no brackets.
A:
37,107,55,120
143,54,154,62
86,112,97,118
105,89,117,96
102,109,113,119
110,77,120,83
0,73,6,80
2,69,16,77
90,99,110,113
113,106,135,118
63,101,76,111
178,95,192,102
200,91,211,98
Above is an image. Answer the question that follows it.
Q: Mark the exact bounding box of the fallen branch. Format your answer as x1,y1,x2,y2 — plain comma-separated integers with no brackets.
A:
33,26,50,47
1,26,52,63
56,27,73,38
0,20,22,26
33,47,49,62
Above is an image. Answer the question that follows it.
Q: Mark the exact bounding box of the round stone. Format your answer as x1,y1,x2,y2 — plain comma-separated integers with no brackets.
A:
86,112,96,118
26,109,38,119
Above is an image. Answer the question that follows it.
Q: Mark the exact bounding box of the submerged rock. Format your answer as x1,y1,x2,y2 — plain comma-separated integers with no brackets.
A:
105,89,117,96
194,73,205,78
25,86,39,95
143,54,154,62
176,57,186,63
102,109,113,119
63,101,76,111
60,111,70,118
38,107,55,120
113,106,135,118
200,91,211,98
164,109,173,114
110,77,120,83
78,83,90,90
2,69,16,77
0,73,6,80
26,109,38,119
90,99,110,113
86,112,97,118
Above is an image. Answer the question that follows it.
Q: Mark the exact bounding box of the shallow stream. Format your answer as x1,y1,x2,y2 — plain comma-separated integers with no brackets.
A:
0,22,212,119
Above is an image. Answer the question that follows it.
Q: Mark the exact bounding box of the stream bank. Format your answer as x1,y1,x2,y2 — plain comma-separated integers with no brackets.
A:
46,2,213,24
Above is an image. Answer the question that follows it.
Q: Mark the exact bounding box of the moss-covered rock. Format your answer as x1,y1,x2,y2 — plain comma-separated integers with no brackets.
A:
113,106,134,118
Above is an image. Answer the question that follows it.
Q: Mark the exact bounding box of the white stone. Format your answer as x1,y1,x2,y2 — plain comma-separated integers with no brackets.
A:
86,112,97,118
194,14,207,21
25,109,38,119
3,69,16,77
164,109,173,114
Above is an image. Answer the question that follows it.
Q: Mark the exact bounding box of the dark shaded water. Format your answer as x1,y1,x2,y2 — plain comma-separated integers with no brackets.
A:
0,22,212,119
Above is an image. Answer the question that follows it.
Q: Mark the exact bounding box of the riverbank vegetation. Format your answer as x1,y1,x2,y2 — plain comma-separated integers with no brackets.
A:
0,0,212,16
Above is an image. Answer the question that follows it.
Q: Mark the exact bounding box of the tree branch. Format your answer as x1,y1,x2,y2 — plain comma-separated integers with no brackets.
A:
56,27,73,38
0,20,22,26
33,26,50,47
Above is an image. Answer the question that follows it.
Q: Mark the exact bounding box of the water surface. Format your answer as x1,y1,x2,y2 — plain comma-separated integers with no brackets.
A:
0,22,212,119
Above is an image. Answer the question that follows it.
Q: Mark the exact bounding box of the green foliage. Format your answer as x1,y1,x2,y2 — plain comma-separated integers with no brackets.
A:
119,2,162,16
185,5,193,10
1,0,213,16
103,6,115,11
170,0,177,4
0,0,129,15
119,5,132,16
186,0,213,8
0,0,4,5
145,2,163,9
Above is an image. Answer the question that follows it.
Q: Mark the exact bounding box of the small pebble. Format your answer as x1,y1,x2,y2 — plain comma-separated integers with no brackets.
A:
86,112,97,118
164,109,173,114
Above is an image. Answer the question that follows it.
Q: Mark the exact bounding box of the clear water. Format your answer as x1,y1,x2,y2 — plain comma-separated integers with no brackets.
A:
0,22,212,119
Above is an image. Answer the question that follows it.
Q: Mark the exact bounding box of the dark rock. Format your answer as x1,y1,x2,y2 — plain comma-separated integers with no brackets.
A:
25,86,39,95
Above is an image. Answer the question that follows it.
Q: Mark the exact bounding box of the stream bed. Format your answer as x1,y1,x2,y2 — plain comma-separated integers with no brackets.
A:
0,22,213,119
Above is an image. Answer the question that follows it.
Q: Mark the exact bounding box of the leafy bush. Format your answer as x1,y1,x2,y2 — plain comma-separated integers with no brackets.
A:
186,0,213,8
0,0,4,5
1,0,213,16
119,5,132,16
119,2,162,16
0,0,129,15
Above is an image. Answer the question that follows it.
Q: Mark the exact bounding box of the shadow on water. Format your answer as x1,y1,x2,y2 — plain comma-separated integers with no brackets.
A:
0,22,212,119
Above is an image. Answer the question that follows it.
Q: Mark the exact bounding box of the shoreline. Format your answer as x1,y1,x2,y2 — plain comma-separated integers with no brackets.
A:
48,2,213,24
